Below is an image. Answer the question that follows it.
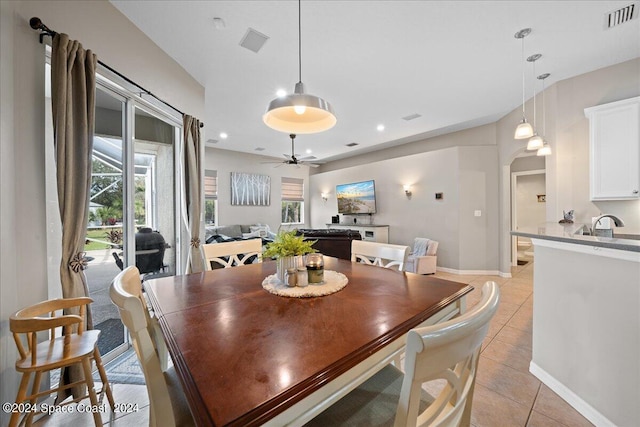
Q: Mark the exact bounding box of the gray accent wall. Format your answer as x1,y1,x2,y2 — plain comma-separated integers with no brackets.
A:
310,144,500,272
205,147,311,232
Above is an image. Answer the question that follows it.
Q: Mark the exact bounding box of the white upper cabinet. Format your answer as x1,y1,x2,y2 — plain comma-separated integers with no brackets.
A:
585,97,640,201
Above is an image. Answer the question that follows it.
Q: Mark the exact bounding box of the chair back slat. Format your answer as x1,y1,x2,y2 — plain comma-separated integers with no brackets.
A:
394,281,500,427
351,240,410,271
203,239,263,270
8,295,114,427
111,266,178,427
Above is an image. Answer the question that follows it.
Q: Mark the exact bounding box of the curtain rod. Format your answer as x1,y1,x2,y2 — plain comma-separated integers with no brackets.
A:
29,17,204,128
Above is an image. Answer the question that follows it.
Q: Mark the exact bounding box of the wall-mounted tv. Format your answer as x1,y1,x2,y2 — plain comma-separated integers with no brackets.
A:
336,180,377,214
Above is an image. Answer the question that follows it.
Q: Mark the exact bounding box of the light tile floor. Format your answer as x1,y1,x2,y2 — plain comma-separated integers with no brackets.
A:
34,259,593,426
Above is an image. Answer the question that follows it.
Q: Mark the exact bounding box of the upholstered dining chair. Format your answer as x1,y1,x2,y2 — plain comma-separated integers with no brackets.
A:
304,281,500,427
110,267,194,427
202,238,263,270
351,240,410,271
9,297,115,427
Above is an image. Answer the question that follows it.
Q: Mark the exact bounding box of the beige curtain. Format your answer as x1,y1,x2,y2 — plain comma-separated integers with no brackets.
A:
51,33,97,400
184,115,205,273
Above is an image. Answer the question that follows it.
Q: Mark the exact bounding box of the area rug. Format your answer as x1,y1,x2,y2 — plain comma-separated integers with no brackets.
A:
95,318,124,356
97,348,145,385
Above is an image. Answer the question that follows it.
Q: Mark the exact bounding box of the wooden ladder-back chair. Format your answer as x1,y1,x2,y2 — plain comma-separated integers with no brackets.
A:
203,238,263,270
305,281,500,427
110,266,194,427
9,297,115,427
351,240,410,271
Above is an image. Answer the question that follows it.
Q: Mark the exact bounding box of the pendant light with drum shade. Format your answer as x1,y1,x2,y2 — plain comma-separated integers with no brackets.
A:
514,28,533,139
526,53,544,151
537,73,552,156
263,0,336,134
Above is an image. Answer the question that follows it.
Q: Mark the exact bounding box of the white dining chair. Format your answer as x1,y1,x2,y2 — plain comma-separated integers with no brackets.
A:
203,238,263,270
110,267,194,427
304,281,500,427
351,240,410,271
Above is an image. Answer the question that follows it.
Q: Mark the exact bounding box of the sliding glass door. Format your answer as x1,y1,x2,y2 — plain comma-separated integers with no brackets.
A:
45,51,183,368
67,85,181,361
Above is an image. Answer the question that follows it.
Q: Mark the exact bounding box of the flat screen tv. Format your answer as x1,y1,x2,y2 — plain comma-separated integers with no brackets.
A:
336,180,377,214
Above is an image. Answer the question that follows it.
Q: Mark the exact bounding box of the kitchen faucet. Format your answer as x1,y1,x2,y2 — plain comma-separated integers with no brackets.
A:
591,214,625,237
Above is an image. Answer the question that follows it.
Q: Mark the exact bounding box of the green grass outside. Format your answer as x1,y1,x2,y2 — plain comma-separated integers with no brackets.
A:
85,228,122,251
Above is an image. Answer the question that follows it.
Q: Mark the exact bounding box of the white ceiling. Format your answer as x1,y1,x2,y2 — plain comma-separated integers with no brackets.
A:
110,1,640,162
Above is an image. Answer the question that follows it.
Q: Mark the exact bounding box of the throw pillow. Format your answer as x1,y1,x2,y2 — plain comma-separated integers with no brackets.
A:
250,225,268,238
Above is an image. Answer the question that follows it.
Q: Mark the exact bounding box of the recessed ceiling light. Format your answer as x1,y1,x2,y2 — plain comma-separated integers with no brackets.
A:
306,149,312,154
219,132,228,139
377,124,385,132
276,89,287,97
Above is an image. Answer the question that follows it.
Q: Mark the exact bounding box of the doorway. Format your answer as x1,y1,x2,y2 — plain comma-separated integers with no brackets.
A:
511,168,546,267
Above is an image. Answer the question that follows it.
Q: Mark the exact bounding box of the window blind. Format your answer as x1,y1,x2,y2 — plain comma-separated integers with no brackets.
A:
281,177,304,201
205,170,217,198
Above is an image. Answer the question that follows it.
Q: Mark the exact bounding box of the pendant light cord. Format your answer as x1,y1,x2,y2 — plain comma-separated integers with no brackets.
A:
542,78,546,137
521,37,526,117
532,60,536,129
298,0,302,83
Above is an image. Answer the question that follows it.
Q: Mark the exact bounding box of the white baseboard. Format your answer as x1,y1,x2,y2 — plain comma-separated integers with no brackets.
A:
436,267,506,277
529,362,616,427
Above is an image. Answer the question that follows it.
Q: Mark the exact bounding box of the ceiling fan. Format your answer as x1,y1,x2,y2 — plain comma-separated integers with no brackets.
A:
263,134,320,168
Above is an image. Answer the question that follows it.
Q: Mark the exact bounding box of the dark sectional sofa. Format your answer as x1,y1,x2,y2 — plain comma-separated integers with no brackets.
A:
296,228,362,260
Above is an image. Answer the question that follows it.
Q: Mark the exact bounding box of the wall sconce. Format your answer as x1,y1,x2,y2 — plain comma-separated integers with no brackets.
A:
403,185,412,198
321,192,328,202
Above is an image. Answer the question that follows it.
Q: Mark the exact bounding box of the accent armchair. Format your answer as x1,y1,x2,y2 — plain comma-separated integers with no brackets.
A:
404,237,439,274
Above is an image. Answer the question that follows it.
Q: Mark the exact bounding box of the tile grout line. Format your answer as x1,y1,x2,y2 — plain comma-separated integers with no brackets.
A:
524,382,543,426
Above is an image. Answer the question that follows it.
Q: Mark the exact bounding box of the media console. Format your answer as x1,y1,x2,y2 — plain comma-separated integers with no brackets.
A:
326,224,389,243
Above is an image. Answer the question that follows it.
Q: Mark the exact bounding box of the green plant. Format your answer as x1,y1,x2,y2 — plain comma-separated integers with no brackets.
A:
263,230,317,259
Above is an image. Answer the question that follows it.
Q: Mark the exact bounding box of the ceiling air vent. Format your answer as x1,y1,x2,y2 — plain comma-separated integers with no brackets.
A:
206,139,218,144
346,142,359,147
402,113,422,121
239,28,269,53
254,147,265,151
605,3,638,29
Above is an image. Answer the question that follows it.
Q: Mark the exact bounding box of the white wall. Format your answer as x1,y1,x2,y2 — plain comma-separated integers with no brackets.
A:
204,147,311,232
0,1,205,420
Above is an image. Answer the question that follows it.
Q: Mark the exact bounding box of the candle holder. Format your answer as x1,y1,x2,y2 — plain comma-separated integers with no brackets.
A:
306,253,324,284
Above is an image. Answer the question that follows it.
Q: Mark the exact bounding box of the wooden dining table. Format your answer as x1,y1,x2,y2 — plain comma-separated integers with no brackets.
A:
143,256,472,427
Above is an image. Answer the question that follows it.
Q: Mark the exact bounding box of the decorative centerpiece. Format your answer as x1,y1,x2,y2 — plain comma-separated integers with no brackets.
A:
263,230,317,284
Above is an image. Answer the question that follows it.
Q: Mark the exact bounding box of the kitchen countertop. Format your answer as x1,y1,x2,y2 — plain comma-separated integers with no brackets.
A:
511,222,640,253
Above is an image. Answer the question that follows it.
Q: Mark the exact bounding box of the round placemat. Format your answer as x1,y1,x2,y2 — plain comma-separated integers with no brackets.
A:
262,270,348,298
